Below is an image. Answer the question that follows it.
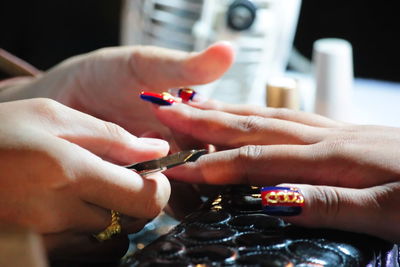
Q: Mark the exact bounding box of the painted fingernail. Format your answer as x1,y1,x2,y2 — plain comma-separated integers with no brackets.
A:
261,187,305,216
140,91,177,106
168,87,204,102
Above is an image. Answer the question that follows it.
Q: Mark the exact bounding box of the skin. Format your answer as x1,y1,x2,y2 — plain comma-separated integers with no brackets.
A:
0,43,235,136
0,99,170,260
153,99,400,242
0,43,235,259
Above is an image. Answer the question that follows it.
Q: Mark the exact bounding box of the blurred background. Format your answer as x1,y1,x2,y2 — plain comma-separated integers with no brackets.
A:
1,0,399,80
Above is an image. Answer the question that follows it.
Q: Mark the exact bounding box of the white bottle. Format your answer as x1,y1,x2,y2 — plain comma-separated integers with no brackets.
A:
313,38,353,121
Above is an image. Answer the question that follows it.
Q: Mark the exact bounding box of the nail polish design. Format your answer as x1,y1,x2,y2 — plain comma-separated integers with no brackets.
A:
169,87,197,102
140,91,177,106
261,187,304,216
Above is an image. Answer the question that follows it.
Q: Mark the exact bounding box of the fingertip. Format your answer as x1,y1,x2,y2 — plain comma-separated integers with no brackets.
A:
78,159,172,219
132,137,170,158
184,42,235,84
272,184,323,226
111,136,169,165
137,137,169,149
205,41,236,62
140,131,164,139
164,163,205,184
273,184,385,239
141,172,172,216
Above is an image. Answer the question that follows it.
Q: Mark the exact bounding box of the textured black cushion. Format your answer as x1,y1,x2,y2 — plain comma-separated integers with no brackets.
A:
122,185,399,267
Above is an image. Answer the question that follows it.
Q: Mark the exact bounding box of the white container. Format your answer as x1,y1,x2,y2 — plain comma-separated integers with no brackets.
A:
313,38,354,121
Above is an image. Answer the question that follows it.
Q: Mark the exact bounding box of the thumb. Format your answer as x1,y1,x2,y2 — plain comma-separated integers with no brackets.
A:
263,184,399,242
129,41,235,90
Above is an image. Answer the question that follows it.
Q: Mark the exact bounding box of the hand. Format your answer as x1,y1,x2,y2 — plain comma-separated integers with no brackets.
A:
153,99,400,242
0,98,170,259
0,43,234,137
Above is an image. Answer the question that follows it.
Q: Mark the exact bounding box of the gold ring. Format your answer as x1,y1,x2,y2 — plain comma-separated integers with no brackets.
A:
94,210,122,242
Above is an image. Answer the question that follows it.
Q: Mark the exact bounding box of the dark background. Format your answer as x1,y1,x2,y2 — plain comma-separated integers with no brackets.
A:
1,0,399,81
0,0,122,73
294,0,400,82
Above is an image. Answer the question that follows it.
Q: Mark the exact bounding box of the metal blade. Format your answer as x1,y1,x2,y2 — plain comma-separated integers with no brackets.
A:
126,149,207,175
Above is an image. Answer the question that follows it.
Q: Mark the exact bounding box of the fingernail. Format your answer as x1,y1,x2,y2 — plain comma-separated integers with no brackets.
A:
168,87,206,103
138,137,168,147
140,91,177,106
261,187,305,216
140,131,163,139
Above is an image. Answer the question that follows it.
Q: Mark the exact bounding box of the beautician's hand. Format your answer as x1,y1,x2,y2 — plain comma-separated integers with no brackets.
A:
0,43,234,137
153,100,400,242
0,98,170,259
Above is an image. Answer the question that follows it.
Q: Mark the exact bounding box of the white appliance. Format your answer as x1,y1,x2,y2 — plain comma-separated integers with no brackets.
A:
121,0,301,105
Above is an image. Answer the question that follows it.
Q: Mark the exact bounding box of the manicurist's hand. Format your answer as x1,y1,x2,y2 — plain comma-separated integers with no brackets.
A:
0,43,234,137
0,98,170,259
153,99,400,242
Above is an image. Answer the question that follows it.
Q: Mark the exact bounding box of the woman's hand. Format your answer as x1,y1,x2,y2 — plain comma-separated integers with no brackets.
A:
0,43,234,137
153,100,400,242
0,98,170,259
0,44,233,259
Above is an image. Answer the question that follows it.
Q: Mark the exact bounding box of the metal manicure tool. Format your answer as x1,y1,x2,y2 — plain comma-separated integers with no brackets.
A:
125,149,208,176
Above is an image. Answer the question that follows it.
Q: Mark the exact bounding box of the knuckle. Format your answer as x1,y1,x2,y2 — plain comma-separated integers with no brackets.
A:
103,121,128,140
32,98,62,116
29,98,66,126
236,145,263,183
238,115,264,133
312,186,341,226
321,132,355,157
238,145,263,161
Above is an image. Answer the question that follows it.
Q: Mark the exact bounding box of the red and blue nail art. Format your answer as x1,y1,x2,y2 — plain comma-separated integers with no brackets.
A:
168,87,197,102
178,87,196,102
140,91,177,106
261,187,304,216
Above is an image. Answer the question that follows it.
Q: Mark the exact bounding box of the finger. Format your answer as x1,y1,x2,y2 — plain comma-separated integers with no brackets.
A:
164,144,395,188
80,42,234,93
77,160,171,220
189,98,344,128
276,183,400,242
32,99,169,165
129,42,235,90
154,103,326,147
48,137,171,220
65,200,147,235
140,129,207,153
140,131,163,139
170,130,208,151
